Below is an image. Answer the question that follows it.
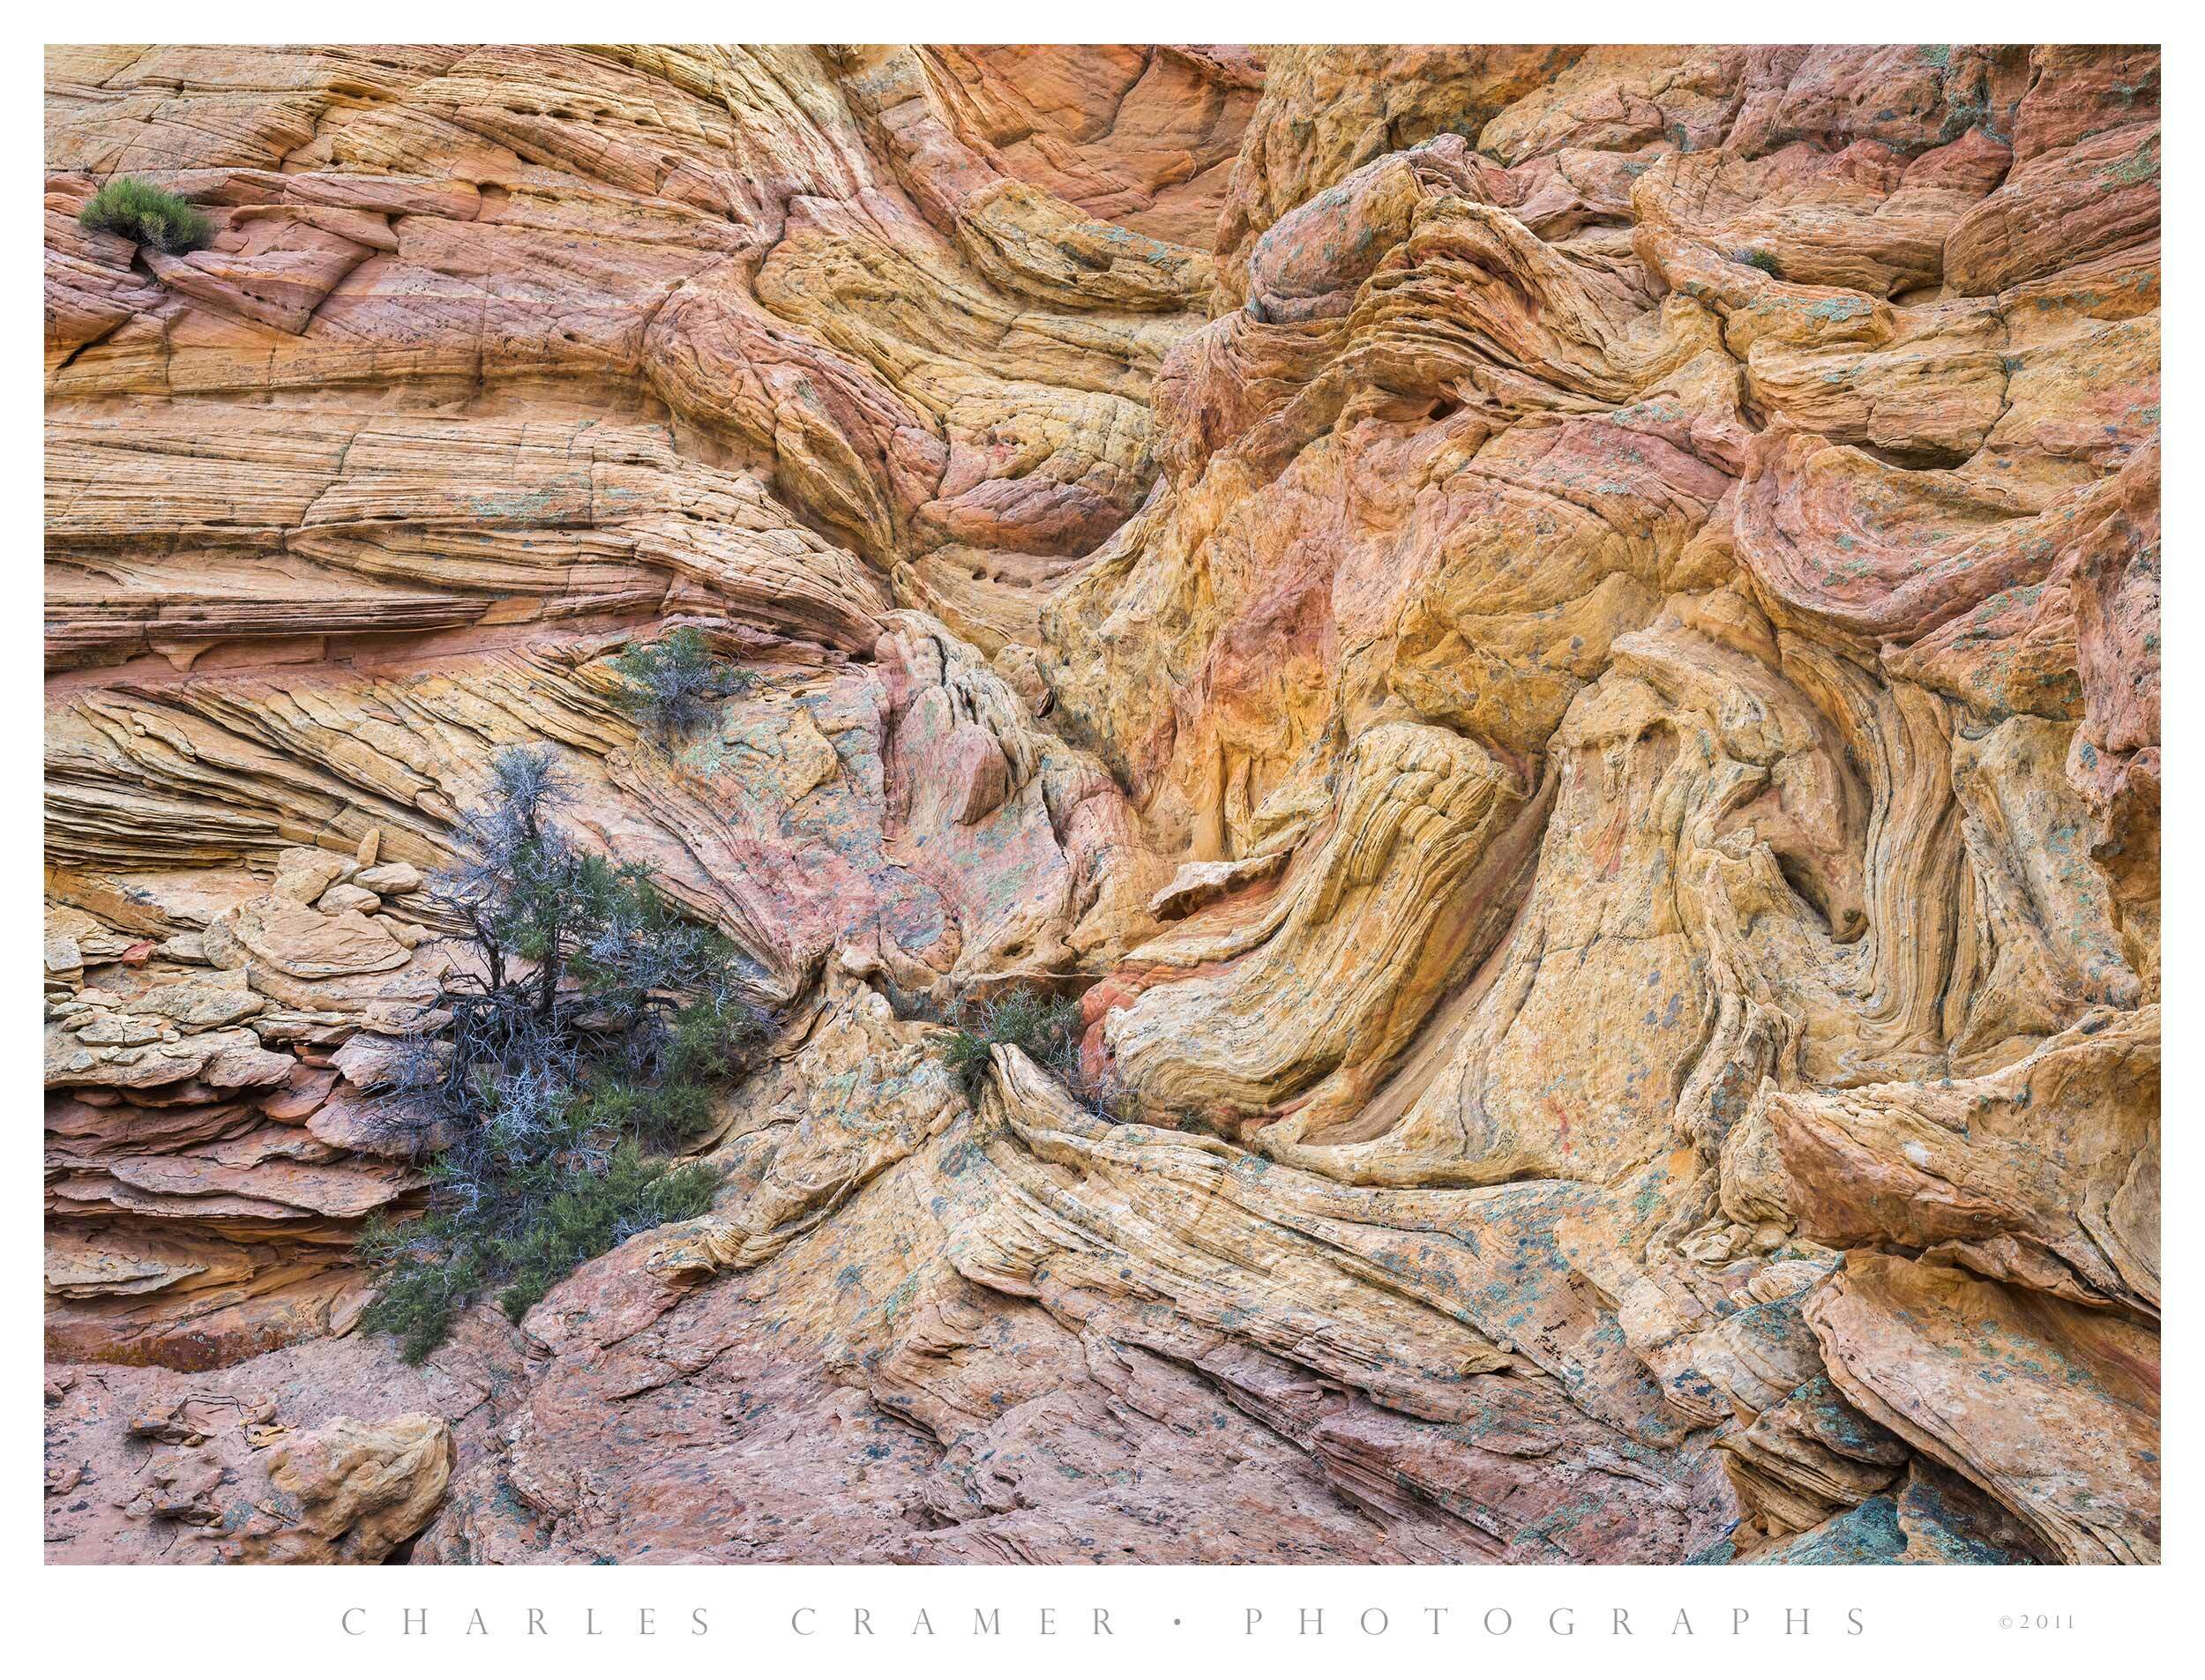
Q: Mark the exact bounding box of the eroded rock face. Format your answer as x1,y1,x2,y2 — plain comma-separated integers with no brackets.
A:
44,1327,510,1562
46,43,2157,1565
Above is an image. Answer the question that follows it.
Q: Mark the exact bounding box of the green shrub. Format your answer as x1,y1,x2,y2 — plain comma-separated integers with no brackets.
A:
939,986,1083,1102
1730,246,1783,278
78,177,213,255
609,626,739,743
939,1026,994,1101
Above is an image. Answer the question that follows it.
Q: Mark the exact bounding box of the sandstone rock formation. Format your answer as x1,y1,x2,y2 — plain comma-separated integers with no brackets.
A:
46,41,2158,1566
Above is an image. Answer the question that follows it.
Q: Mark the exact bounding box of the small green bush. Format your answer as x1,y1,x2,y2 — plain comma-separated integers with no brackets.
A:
939,1027,993,1099
1730,246,1783,278
78,177,213,255
610,626,740,743
939,986,1083,1102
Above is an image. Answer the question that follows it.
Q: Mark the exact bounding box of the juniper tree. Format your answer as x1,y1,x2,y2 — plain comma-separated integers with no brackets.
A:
609,626,741,743
357,745,767,1360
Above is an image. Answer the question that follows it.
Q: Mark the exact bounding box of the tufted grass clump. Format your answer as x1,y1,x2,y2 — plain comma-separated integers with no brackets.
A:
78,177,214,255
609,626,742,743
939,986,1083,1102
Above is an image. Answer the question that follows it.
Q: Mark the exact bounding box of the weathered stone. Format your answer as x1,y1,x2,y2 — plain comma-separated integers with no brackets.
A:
354,862,422,896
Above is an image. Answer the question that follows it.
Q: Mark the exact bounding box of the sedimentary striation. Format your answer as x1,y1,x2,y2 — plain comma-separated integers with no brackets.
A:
45,42,2158,1565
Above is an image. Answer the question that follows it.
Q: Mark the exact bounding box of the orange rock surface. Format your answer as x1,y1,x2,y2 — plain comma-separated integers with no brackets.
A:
45,41,2157,1565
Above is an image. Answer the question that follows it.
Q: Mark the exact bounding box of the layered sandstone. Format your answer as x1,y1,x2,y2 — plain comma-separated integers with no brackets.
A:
45,42,2158,1566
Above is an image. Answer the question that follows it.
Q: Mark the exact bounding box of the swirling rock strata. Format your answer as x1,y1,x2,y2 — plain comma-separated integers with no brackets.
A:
46,42,2157,1566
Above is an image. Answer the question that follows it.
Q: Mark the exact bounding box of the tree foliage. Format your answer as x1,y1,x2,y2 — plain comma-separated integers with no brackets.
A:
357,746,767,1361
609,626,740,743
